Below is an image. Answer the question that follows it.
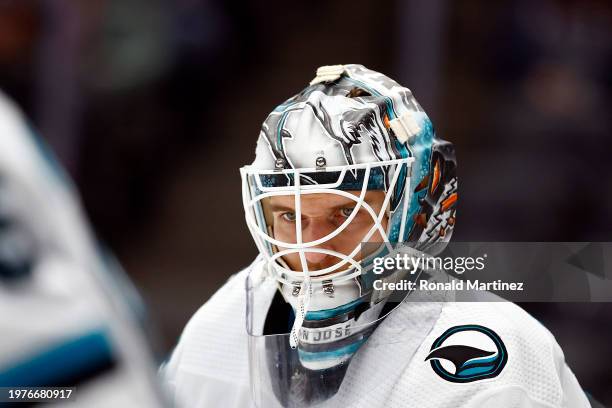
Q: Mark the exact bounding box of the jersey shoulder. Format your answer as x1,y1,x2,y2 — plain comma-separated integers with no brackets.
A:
438,300,560,373
403,299,587,407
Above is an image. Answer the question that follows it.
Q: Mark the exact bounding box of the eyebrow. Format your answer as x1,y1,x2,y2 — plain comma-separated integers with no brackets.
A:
267,197,380,213
267,204,295,213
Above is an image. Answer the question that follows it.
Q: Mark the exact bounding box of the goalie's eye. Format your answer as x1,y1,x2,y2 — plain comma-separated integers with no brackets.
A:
281,212,296,222
339,207,355,218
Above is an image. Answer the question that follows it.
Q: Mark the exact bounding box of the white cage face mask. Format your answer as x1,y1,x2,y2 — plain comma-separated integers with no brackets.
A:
241,158,414,285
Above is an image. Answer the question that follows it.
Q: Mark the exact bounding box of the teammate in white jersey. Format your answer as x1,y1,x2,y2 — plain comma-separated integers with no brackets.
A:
161,65,591,407
0,91,167,407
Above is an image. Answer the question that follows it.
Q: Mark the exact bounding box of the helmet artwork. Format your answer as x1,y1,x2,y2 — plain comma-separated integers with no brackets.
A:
241,64,457,406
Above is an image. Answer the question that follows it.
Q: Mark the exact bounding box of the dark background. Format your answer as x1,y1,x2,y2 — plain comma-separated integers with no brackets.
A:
1,0,611,404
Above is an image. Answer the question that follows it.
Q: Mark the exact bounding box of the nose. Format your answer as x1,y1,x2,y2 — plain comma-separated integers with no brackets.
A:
301,218,335,265
304,250,328,264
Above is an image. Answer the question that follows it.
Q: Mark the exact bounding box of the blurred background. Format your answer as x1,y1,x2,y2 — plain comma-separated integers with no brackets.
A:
1,0,611,404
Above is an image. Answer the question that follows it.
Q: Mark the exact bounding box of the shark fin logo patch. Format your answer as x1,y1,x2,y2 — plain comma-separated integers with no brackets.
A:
425,325,507,383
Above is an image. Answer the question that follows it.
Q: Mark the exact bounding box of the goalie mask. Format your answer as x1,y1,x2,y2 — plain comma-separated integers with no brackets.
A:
241,64,457,406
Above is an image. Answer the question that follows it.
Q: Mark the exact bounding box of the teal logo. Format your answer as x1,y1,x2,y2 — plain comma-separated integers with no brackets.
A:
426,325,507,383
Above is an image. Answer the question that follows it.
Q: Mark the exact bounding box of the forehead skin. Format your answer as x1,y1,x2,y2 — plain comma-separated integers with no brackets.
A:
266,191,386,217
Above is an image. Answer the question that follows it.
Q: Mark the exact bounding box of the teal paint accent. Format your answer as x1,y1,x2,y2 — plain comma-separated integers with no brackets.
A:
305,298,362,320
297,337,367,362
404,115,434,238
343,77,398,119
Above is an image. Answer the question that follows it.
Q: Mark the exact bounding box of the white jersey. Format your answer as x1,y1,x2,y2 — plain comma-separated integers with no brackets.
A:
0,92,166,407
161,259,590,408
